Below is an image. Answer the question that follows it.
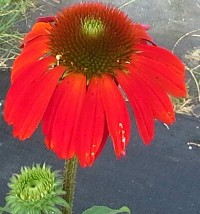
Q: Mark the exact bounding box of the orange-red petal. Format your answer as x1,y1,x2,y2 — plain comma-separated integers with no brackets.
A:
74,77,106,167
5,56,55,122
14,66,65,139
4,57,60,140
116,71,154,144
126,65,175,124
131,55,186,97
21,22,52,46
94,122,109,160
12,37,50,82
100,75,131,157
136,44,185,76
42,73,86,159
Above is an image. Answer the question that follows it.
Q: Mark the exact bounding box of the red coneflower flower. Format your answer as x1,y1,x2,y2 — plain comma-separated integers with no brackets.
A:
4,2,186,167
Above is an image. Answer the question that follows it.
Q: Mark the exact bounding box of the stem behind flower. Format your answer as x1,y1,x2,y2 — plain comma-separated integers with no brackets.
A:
62,157,78,214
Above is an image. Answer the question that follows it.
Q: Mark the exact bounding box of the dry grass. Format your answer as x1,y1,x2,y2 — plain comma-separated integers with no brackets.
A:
0,0,36,69
172,29,200,117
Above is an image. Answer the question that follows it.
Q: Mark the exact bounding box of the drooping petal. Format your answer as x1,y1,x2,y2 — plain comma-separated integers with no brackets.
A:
74,77,106,167
127,65,175,124
5,56,56,124
94,121,109,160
130,55,186,97
4,57,62,140
42,73,86,159
135,44,185,76
12,37,50,82
116,70,154,144
14,66,65,139
100,75,131,157
21,22,52,47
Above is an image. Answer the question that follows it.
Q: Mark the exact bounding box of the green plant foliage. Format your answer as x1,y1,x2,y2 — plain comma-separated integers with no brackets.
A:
4,163,69,214
82,206,131,214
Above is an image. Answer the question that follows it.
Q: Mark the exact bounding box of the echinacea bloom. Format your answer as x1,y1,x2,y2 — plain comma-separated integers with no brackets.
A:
4,3,186,167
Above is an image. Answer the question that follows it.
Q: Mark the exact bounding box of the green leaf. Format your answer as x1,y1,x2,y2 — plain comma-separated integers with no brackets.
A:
82,206,131,214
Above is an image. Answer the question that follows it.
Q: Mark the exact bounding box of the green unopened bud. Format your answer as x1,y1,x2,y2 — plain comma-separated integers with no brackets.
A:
5,163,69,214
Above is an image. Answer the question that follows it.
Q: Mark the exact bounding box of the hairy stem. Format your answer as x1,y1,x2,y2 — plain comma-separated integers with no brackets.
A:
62,157,78,214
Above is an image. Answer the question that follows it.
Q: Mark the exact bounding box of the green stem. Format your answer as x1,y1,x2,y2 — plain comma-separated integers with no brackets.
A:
62,157,78,214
